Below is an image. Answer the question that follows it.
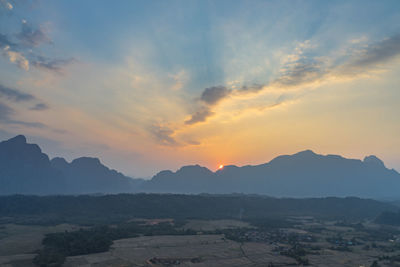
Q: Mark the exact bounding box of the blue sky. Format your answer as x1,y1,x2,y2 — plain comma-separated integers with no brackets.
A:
0,0,400,177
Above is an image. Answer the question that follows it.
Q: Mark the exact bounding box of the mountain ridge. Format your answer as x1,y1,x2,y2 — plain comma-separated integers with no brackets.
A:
143,149,400,197
0,135,140,195
0,135,399,198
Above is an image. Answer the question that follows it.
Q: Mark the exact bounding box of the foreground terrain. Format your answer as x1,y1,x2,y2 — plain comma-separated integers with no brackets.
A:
1,194,400,266
2,218,400,266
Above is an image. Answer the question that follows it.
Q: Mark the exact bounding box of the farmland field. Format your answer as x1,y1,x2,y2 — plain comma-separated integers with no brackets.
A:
1,195,400,266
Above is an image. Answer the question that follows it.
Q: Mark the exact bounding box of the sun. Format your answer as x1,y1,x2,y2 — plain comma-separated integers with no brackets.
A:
218,164,224,170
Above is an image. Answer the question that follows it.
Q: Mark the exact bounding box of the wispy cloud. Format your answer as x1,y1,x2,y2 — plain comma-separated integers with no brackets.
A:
0,84,35,102
17,21,52,47
149,124,180,147
0,83,49,114
30,103,49,111
181,33,400,130
0,34,16,48
8,120,46,128
336,34,400,76
184,86,231,125
185,107,214,125
273,57,327,88
0,14,74,73
3,46,30,70
0,101,46,128
32,56,75,74
185,84,265,126
0,0,12,10
200,86,231,105
0,102,13,121
275,34,400,89
133,33,400,148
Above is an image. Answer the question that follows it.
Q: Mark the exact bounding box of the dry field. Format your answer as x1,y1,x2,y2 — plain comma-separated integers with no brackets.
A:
182,219,253,231
63,219,400,267
61,233,384,267
64,234,297,267
0,224,80,267
2,220,400,266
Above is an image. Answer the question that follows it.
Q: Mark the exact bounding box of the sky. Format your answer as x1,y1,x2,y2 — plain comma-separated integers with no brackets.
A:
0,0,399,178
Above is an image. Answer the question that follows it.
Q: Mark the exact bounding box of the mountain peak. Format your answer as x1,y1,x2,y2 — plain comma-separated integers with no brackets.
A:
363,155,385,168
71,157,102,166
295,149,316,156
177,165,213,174
52,157,68,164
0,134,45,161
6,135,27,144
51,157,69,169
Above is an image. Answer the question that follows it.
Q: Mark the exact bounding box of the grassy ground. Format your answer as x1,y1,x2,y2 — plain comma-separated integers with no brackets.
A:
0,224,80,256
182,219,253,231
0,224,81,267
2,219,400,266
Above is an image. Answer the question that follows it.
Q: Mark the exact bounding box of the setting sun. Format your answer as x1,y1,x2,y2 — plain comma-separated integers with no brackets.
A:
218,164,224,170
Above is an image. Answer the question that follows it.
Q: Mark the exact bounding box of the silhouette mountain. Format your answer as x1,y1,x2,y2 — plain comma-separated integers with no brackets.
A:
141,150,400,198
0,135,140,195
0,135,65,195
50,156,143,194
0,135,399,198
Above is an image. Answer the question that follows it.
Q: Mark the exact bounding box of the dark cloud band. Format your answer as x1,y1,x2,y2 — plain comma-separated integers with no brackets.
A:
0,84,35,102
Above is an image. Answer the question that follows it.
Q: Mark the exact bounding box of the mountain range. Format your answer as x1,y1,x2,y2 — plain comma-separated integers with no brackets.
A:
0,135,399,198
0,135,141,195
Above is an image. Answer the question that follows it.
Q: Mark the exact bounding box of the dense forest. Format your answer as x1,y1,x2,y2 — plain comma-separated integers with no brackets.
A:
0,194,398,266
33,221,199,266
375,211,400,226
0,194,397,225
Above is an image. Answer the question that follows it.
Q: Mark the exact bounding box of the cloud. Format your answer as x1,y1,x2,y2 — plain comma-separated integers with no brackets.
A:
17,22,52,47
337,34,400,75
185,107,214,125
3,47,30,70
0,19,73,73
182,33,400,128
0,0,12,10
0,35,28,70
1,34,74,72
149,124,180,147
0,34,16,49
0,101,46,128
169,70,188,91
149,124,201,146
256,93,299,111
275,34,400,88
0,83,49,113
0,84,35,102
273,57,327,88
200,86,231,105
183,86,231,126
7,120,46,128
30,103,49,111
185,83,266,125
184,139,201,145
238,84,264,93
2,43,74,72
32,56,75,73
0,102,13,121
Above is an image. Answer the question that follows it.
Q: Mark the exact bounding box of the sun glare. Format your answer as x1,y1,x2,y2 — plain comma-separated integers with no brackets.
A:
218,164,224,170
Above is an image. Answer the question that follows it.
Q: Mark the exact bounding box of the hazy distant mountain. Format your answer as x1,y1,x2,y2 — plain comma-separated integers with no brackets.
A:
142,150,400,198
50,156,143,194
0,135,141,195
0,135,65,195
1,135,399,198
